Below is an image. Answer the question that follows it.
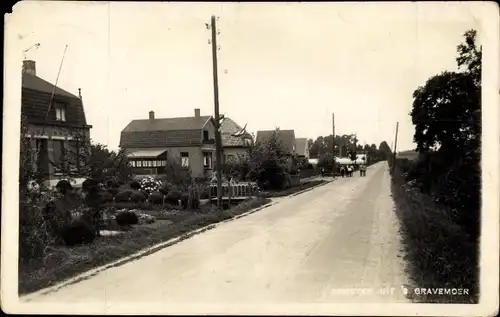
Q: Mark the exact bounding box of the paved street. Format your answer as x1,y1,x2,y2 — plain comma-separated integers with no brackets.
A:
23,162,409,305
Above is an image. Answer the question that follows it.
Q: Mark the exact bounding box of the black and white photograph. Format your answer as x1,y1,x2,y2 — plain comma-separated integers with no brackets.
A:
2,1,499,316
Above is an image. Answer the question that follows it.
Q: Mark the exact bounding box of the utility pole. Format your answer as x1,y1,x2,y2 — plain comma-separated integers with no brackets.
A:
392,122,399,172
209,15,223,209
332,112,336,177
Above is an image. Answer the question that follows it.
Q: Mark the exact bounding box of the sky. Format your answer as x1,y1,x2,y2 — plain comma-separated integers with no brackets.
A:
9,1,482,152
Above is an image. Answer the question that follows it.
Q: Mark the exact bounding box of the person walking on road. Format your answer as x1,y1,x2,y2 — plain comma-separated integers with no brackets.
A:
347,165,353,177
362,164,367,176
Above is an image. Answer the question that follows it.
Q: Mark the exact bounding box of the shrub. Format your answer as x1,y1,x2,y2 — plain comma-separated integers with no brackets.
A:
101,191,114,203
56,180,73,195
19,202,56,262
180,188,201,209
148,191,164,205
159,181,174,196
130,181,141,190
107,187,120,197
164,191,182,206
180,193,189,209
59,219,96,247
139,176,162,196
116,211,139,226
115,190,133,202
105,178,120,189
42,199,73,238
130,190,147,203
200,187,209,199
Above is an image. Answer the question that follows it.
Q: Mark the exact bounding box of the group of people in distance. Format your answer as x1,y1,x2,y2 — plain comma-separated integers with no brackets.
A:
319,164,368,177
339,164,367,177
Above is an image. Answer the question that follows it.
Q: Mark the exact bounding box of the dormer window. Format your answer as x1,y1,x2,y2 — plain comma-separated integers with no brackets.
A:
54,102,66,122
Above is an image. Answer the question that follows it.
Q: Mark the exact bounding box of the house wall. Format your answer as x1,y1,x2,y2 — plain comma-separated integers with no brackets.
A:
222,147,249,163
167,146,211,178
25,123,91,185
202,121,216,140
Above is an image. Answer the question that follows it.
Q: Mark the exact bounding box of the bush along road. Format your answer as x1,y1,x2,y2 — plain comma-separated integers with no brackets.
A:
22,162,412,310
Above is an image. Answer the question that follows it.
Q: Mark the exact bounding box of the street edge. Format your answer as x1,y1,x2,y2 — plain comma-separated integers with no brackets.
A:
20,200,279,300
20,178,333,300
286,178,335,199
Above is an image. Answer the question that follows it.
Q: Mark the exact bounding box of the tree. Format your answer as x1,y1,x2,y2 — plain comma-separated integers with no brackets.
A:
407,29,481,238
410,71,480,154
247,128,291,190
349,150,357,162
411,29,481,154
378,141,392,160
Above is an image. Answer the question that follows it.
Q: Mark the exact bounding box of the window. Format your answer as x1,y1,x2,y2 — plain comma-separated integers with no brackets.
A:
226,154,235,162
52,140,65,165
203,130,209,141
181,152,189,167
67,140,81,171
54,103,66,122
152,161,157,167
203,152,212,168
130,161,136,167
137,161,142,167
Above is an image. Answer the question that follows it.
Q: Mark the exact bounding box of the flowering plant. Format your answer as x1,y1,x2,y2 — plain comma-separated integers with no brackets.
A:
139,176,162,196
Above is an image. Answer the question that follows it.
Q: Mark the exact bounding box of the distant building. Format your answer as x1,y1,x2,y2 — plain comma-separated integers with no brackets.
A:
21,60,92,186
294,138,310,160
119,109,251,178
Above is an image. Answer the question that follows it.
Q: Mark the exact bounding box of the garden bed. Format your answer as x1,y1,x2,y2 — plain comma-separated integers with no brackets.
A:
18,196,271,295
260,179,328,198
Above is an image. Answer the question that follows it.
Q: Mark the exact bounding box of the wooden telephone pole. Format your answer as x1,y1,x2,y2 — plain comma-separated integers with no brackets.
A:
392,122,399,172
210,15,223,209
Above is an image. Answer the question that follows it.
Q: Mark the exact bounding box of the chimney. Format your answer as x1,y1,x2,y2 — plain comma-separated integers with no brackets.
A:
22,60,36,76
194,108,200,118
149,111,155,120
78,88,82,99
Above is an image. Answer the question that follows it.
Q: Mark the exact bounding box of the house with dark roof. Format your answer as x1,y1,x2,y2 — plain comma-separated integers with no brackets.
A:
21,60,92,186
255,129,298,172
220,117,253,164
119,109,217,178
255,129,297,155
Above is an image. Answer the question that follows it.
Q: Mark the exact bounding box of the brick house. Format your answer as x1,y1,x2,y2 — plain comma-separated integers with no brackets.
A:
220,117,253,164
119,109,217,178
21,60,92,186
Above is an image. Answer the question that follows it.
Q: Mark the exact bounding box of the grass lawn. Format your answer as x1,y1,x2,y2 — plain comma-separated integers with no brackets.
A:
18,196,271,295
260,179,328,198
390,169,478,304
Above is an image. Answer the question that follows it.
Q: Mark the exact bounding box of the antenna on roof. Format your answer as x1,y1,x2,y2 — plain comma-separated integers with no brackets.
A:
23,43,40,60
231,122,248,137
44,44,68,121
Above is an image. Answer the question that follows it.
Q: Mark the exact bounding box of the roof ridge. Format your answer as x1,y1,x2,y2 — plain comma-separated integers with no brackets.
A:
132,115,211,121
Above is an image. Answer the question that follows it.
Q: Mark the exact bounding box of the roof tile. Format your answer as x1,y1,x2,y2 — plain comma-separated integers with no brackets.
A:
256,129,296,154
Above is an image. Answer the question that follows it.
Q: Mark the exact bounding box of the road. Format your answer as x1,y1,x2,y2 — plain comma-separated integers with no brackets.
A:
23,162,410,308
